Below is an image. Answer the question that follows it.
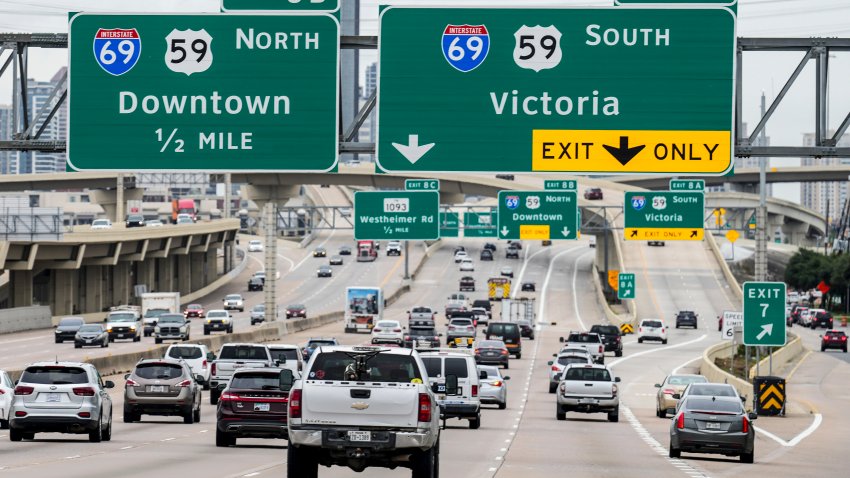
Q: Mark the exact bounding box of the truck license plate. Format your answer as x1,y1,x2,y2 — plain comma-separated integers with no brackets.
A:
348,431,371,442
254,403,270,412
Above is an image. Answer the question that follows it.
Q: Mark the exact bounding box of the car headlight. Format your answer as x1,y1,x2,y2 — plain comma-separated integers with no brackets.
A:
107,328,113,333
130,326,136,330
206,319,212,324
180,325,187,331
55,329,61,334
154,327,160,333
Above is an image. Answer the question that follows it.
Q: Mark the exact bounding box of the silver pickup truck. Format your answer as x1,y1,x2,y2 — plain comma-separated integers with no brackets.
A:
209,343,273,405
287,346,441,477
555,363,621,422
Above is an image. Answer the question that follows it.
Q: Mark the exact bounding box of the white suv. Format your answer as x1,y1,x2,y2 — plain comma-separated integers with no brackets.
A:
419,349,482,428
638,318,668,344
165,344,213,390
10,362,115,442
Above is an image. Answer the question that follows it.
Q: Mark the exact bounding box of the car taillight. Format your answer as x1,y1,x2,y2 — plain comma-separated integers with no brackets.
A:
211,363,217,375
289,389,302,419
474,349,480,355
202,360,208,369
742,416,749,433
393,329,402,333
373,328,382,332
472,385,478,397
599,345,604,354
843,336,848,341
78,412,91,418
612,384,618,397
418,393,432,422
663,388,675,396
491,380,502,387
126,379,139,387
220,392,240,401
177,379,192,387
15,411,27,417
551,365,560,371
500,350,508,355
448,326,456,331
73,387,96,396
404,336,411,341
14,385,33,395
639,327,643,333
677,413,685,429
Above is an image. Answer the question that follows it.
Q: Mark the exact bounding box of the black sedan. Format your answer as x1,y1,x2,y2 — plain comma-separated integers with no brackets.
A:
126,214,145,227
329,255,344,266
74,324,109,348
247,277,264,291
313,247,327,258
669,395,756,463
474,340,510,369
317,265,332,278
480,249,493,261
339,245,352,256
55,316,85,343
483,243,497,252
517,320,535,340
521,282,536,292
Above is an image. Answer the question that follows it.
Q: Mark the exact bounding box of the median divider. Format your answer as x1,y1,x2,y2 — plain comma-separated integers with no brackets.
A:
591,264,634,329
748,333,802,380
700,340,753,410
706,232,743,301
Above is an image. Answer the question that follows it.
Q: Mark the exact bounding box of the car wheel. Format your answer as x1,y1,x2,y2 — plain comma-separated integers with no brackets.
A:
193,406,201,423
549,382,557,394
615,350,623,357
203,381,210,391
9,429,23,441
740,452,754,464
498,402,507,410
821,346,826,352
516,353,522,360
215,428,236,447
659,408,667,419
74,344,81,349
844,347,848,353
184,335,190,341
411,439,439,478
183,409,194,424
669,445,681,458
134,335,141,342
204,328,210,335
101,341,107,348
638,338,644,343
155,338,162,344
0,419,7,430
55,338,62,344
556,408,566,421
469,414,481,429
608,411,619,422
89,416,103,443
227,327,233,334
675,324,680,329
210,388,220,405
102,417,112,442
662,339,668,345
287,444,319,478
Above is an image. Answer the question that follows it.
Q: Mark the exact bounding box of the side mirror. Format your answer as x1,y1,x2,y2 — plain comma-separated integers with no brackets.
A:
104,380,115,389
103,318,108,323
406,311,410,314
748,412,758,420
53,324,58,328
445,374,459,396
279,369,294,391
194,374,205,384
124,373,130,380
614,377,621,383
438,333,443,337
552,353,557,357
479,370,488,380
672,393,681,400
558,336,565,343
654,383,662,388
207,352,216,361
740,396,747,402
504,376,511,381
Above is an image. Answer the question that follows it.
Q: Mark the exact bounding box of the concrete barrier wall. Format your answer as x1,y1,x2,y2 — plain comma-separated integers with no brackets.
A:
591,264,632,328
700,340,754,411
706,232,743,301
0,306,52,333
749,333,802,380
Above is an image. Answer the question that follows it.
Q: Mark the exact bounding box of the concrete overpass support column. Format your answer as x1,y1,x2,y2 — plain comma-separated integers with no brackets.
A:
177,255,192,296
190,252,206,291
781,222,811,247
90,188,144,223
53,269,77,316
156,257,174,293
593,232,616,274
205,249,217,285
138,260,156,293
241,185,300,215
112,262,131,306
10,270,34,308
768,214,785,243
83,265,104,313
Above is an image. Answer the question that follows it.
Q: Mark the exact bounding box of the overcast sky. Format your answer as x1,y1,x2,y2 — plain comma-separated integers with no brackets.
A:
2,0,850,203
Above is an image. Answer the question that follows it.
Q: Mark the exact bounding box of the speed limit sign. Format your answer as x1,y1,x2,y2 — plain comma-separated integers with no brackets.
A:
721,311,743,341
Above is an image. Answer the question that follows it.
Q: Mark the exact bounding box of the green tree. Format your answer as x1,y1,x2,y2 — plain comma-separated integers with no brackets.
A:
785,249,830,291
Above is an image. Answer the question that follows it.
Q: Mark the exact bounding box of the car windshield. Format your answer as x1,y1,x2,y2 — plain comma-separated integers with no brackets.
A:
92,220,109,226
135,363,184,380
230,372,282,390
128,215,144,221
288,305,305,310
219,346,269,360
479,340,505,348
270,348,299,362
59,318,84,327
412,307,431,313
642,320,663,328
308,351,422,382
167,346,203,360
187,305,202,310
108,313,137,322
558,356,589,366
253,305,265,312
21,366,89,385
666,375,709,386
568,334,600,343
207,311,228,318
225,295,241,300
158,315,184,324
564,367,611,381
250,241,261,245
78,325,102,333
687,384,737,397
683,397,743,414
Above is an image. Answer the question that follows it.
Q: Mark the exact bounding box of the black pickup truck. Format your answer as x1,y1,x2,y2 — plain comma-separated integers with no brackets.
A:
589,324,623,357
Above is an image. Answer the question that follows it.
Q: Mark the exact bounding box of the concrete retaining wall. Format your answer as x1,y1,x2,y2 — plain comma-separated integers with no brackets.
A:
0,306,52,333
749,333,803,380
700,340,754,411
706,232,743,301
591,264,633,328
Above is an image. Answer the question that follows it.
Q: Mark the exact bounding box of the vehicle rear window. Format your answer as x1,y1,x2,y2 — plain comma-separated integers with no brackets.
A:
568,333,600,343
479,340,505,348
59,318,84,326
488,323,519,337
444,358,469,378
687,384,737,397
135,363,184,380
376,321,398,328
230,372,280,390
666,375,708,386
683,398,743,414
412,307,431,313
826,331,846,337
270,348,299,362
421,357,442,378
219,345,269,360
410,327,436,336
308,352,422,382
478,366,499,378
21,366,89,385
642,320,663,328
451,319,473,326
167,346,203,360
591,326,619,335
564,367,611,382
558,356,589,366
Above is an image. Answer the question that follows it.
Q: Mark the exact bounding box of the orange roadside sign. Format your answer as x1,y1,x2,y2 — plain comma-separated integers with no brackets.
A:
608,270,619,291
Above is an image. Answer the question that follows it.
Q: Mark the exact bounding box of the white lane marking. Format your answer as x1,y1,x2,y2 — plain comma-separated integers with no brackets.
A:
670,355,702,375
538,246,584,326
0,335,44,346
755,413,823,447
161,437,175,442
511,245,547,298
608,335,707,369
120,446,133,450
277,253,295,272
199,429,208,433
571,250,594,331
64,455,80,459
622,406,711,478
244,473,261,477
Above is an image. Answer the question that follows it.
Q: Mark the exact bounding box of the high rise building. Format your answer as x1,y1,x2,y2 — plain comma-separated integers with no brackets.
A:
0,104,16,174
357,62,378,161
14,67,68,174
800,131,850,222
364,62,377,99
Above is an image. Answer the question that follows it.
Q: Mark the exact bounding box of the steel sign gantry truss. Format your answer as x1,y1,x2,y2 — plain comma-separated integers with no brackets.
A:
1,33,849,159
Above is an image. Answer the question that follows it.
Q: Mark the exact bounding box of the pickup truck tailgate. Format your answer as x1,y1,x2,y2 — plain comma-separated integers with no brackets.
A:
302,382,420,428
216,360,267,375
562,380,614,399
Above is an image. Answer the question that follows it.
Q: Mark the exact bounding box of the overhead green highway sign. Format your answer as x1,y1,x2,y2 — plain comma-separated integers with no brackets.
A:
669,179,705,191
221,0,339,13
440,210,460,238
544,180,577,191
497,190,578,240
354,191,439,241
68,13,339,171
377,6,735,174
624,191,704,241
742,282,787,347
405,179,440,191
464,210,497,237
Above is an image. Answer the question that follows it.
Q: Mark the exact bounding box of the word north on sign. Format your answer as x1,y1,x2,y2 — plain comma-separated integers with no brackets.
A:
69,13,339,171
377,6,735,174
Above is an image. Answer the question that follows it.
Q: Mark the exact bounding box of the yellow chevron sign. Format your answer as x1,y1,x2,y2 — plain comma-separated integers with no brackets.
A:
620,323,634,335
758,382,785,412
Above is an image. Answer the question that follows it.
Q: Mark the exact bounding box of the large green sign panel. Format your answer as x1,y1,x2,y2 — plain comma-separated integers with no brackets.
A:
743,282,786,347
377,6,735,174
354,191,439,241
618,273,636,300
464,210,497,237
221,0,339,12
68,14,339,171
440,211,460,238
497,191,578,240
624,191,704,241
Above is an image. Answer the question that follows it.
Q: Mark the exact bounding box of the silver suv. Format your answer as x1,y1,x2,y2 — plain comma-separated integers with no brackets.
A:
123,358,203,424
9,362,114,442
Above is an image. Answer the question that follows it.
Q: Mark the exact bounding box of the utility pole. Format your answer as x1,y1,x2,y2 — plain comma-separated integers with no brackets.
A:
403,240,410,280
224,173,232,219
264,203,278,324
754,92,769,378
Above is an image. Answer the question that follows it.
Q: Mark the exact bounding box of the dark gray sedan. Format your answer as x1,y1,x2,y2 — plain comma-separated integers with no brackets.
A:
669,395,756,463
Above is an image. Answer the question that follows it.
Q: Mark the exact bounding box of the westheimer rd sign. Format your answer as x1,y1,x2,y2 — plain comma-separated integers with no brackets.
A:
377,6,735,174
68,13,339,171
354,191,439,241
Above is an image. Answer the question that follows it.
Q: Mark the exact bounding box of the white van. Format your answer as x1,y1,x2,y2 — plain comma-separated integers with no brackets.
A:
418,349,482,429
164,343,213,389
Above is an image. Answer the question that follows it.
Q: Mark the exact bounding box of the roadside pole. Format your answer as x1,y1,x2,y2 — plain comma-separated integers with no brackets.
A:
404,240,410,280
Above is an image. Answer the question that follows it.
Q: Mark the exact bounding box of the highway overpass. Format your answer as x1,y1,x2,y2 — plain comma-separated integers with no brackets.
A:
610,165,850,190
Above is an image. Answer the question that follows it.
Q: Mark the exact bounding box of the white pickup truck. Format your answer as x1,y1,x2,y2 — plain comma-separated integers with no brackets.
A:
555,363,621,422
559,331,606,364
209,343,274,405
287,346,441,477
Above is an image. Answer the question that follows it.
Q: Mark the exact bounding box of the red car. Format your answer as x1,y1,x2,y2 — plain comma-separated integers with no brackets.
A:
821,330,847,353
584,188,603,200
184,304,205,319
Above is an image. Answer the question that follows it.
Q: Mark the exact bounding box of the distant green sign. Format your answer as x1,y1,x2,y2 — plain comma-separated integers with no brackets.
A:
497,190,578,240
624,191,704,241
618,273,636,300
354,191,439,240
440,211,460,238
464,210,497,237
221,0,339,12
405,179,440,191
743,282,786,347
670,179,705,191
544,180,577,191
